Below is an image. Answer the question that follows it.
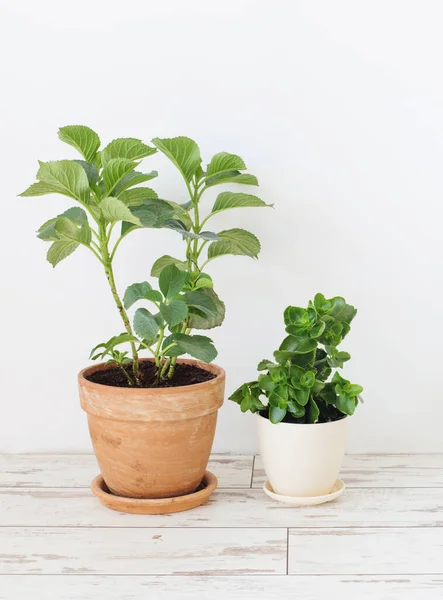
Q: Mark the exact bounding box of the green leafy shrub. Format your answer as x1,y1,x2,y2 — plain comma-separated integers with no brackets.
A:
229,294,363,424
20,127,270,385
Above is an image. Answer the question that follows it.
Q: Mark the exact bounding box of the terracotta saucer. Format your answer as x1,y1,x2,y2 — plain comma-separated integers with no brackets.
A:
263,478,345,506
91,471,218,514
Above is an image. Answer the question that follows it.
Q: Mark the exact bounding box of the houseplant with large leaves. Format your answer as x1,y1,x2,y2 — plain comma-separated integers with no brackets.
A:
230,294,363,502
20,126,270,510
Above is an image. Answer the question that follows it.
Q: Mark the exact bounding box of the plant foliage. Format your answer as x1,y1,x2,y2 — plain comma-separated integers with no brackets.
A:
20,127,271,385
229,294,363,424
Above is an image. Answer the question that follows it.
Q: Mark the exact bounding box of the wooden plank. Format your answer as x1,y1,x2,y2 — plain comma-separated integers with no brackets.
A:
289,528,443,575
1,487,442,528
0,454,254,489
1,575,442,600
253,454,443,488
0,527,286,575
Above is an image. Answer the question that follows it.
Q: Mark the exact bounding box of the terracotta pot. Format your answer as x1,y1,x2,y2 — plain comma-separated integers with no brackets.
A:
78,358,225,499
257,413,349,497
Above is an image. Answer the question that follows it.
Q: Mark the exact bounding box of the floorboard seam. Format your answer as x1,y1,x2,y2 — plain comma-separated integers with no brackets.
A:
249,455,256,488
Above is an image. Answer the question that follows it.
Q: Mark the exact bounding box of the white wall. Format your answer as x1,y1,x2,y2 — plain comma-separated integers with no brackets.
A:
1,0,443,453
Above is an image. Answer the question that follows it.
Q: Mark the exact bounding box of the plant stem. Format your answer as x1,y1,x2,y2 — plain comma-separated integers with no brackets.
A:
160,358,170,379
154,327,165,367
190,181,201,277
167,358,177,379
99,222,140,385
167,323,188,379
116,362,135,386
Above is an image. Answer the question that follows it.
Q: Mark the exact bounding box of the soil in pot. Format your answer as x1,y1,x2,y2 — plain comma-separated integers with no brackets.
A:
86,361,215,388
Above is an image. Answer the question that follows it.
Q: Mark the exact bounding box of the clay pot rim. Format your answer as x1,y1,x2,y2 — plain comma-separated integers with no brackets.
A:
78,357,225,395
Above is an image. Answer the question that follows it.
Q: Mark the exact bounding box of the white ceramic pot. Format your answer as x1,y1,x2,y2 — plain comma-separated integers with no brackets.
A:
257,414,350,497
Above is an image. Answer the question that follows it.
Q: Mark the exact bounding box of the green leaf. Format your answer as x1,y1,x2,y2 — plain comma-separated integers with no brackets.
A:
122,199,175,233
206,152,246,177
113,170,158,195
47,240,79,267
312,380,326,394
151,255,187,277
332,371,347,386
279,335,317,354
187,289,225,330
37,207,88,242
290,386,310,406
119,187,158,206
207,228,260,260
269,406,286,424
100,196,141,225
37,218,58,241
122,200,175,232
272,350,293,365
19,181,65,197
319,383,338,405
307,397,320,423
58,125,101,162
35,160,90,203
327,346,351,368
195,165,205,181
330,300,357,325
192,273,213,290
145,290,163,303
257,359,275,371
284,306,307,326
258,374,276,392
287,400,305,418
240,394,252,413
345,383,363,397
210,192,272,216
59,207,87,223
313,293,332,313
319,319,344,346
205,172,259,188
184,290,218,317
102,138,156,162
290,349,317,368
270,366,286,383
90,333,139,359
166,333,217,362
164,219,219,241
133,308,160,343
124,282,156,309
54,215,91,245
152,136,201,183
229,384,247,404
160,300,188,327
73,160,99,185
300,371,315,388
103,158,137,194
269,385,288,408
166,201,194,230
159,264,187,298
336,394,357,416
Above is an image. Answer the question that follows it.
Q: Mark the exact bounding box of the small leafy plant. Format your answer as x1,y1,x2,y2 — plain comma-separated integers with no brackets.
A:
229,294,363,424
20,127,270,386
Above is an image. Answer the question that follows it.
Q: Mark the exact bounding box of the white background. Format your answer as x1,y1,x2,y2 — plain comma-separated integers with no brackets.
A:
1,0,442,453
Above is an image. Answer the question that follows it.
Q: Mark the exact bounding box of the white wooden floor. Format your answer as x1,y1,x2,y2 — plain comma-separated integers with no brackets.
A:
0,454,442,599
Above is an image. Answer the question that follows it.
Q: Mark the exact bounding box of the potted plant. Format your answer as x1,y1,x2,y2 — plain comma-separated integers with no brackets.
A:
230,293,363,503
20,126,271,512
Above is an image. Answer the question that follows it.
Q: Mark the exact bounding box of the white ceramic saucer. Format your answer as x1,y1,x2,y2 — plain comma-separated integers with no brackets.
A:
263,478,345,506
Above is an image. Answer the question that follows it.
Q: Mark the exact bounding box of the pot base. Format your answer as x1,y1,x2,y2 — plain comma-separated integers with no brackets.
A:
263,478,345,506
91,471,218,514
